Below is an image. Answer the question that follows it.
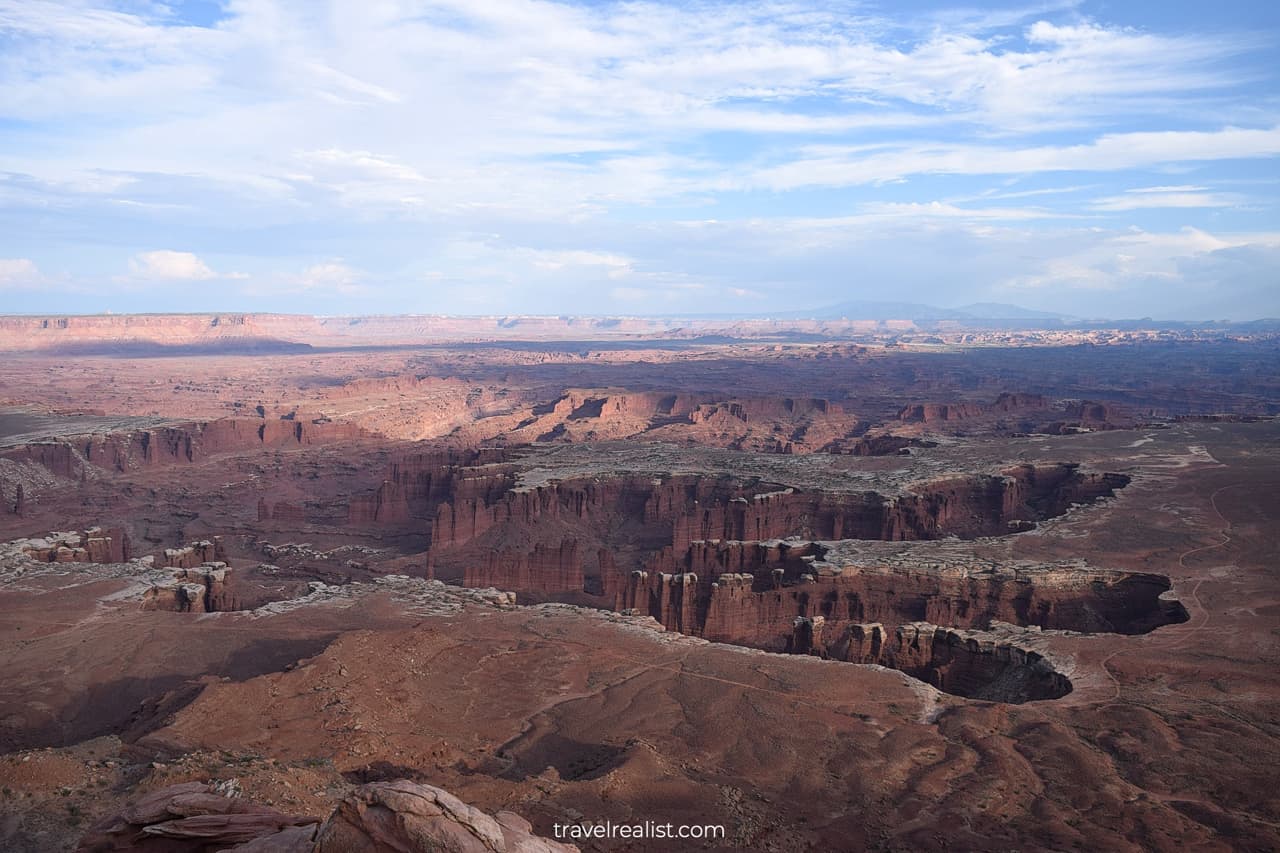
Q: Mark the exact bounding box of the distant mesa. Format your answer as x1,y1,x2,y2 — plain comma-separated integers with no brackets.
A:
1,309,1275,353
766,299,1079,322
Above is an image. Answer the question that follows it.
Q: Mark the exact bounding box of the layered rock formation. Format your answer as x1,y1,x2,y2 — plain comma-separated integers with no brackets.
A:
77,780,575,853
412,449,1170,703
818,620,1072,702
315,780,578,853
607,566,1081,702
468,390,869,454
76,781,317,852
619,560,1184,642
432,464,1130,598
143,562,238,613
346,448,503,525
402,443,1161,704
435,464,1128,555
464,540,584,598
162,539,226,569
11,527,130,564
1,419,367,479
897,392,1141,433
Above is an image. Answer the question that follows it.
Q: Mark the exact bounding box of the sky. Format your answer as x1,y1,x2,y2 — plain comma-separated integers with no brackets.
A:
0,0,1278,319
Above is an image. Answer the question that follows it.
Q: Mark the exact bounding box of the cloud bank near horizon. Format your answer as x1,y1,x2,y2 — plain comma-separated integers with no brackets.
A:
0,0,1277,319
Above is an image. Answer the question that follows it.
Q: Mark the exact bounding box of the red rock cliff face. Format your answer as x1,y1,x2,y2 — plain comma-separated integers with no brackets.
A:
161,538,226,568
1061,400,1138,429
463,540,584,598
822,621,1072,702
1,442,78,477
898,393,1048,423
619,564,1182,646
3,418,368,478
428,468,523,547
895,393,1146,435
497,390,862,453
899,402,988,423
617,570,703,635
142,563,241,613
661,465,1126,548
347,449,502,525
0,313,324,352
18,527,130,563
642,539,820,579
433,474,897,556
435,464,1133,625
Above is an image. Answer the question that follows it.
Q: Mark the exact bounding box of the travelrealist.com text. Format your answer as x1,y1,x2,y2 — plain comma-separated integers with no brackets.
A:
552,820,727,841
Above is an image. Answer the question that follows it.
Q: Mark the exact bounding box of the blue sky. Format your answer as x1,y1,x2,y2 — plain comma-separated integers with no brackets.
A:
0,0,1277,319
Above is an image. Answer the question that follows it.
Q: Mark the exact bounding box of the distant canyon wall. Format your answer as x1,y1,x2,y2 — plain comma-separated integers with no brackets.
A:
0,313,919,351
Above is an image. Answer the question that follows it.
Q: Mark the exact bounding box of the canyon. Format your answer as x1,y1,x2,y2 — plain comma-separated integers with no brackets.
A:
0,316,1275,852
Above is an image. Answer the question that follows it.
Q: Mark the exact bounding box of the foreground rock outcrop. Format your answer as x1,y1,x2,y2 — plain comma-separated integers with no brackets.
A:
315,780,578,853
76,781,316,851
79,780,575,853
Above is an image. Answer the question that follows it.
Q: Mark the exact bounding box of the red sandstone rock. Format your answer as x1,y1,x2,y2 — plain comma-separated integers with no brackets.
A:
615,556,1182,672
437,465,1128,600
899,401,987,423
17,527,130,564
4,419,369,482
76,781,316,851
313,780,577,853
346,449,490,525
0,325,1273,853
162,538,225,569
465,540,584,597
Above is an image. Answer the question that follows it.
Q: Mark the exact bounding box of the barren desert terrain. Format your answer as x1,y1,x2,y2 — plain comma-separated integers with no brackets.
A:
0,315,1276,852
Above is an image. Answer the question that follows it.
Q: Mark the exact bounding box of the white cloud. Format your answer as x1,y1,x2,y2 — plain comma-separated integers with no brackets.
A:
296,148,426,183
287,260,367,294
304,62,403,105
857,201,1072,221
547,216,1280,319
126,249,223,280
610,280,705,304
0,0,1270,217
749,126,1280,191
1127,185,1210,193
998,227,1251,293
0,257,40,287
1091,190,1241,212
0,2,1275,319
529,249,634,278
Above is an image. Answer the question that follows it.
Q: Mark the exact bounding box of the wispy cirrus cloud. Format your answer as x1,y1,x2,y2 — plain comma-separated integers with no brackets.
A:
748,126,1280,191
1090,185,1244,211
